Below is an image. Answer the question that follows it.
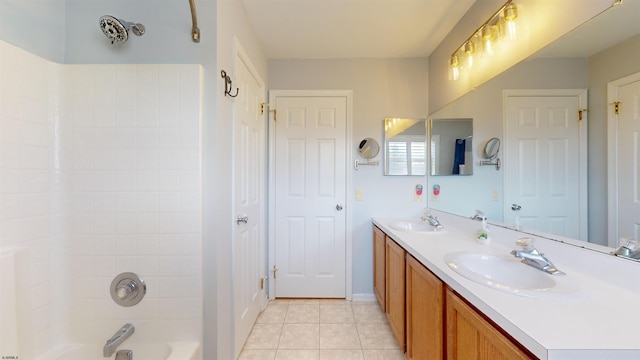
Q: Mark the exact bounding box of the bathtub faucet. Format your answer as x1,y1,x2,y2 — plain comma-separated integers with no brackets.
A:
103,323,135,357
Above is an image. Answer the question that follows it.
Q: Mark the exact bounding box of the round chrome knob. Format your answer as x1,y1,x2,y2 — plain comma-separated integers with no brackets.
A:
110,272,146,307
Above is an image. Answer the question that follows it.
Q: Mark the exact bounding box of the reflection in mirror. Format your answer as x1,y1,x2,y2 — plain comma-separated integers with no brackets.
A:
429,118,473,176
358,138,380,159
384,118,426,176
479,137,501,170
427,1,640,249
483,138,500,159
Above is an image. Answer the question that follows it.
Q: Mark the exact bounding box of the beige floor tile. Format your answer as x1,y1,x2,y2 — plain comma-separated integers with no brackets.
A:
278,324,320,349
243,323,283,350
320,349,365,360
285,304,320,323
319,323,361,349
357,323,400,350
275,349,320,360
238,349,277,360
320,303,355,324
362,349,406,360
352,303,387,324
257,302,289,324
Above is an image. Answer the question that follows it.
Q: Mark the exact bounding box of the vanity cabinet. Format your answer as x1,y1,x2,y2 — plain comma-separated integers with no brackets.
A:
385,236,406,350
446,288,534,359
373,225,536,359
373,226,386,311
406,254,444,360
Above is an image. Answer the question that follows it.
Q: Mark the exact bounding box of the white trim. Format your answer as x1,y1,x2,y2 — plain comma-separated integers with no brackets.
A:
351,293,378,303
607,72,640,248
267,90,354,301
503,89,588,241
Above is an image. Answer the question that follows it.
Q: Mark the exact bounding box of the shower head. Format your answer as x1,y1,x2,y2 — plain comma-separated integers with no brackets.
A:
99,15,145,45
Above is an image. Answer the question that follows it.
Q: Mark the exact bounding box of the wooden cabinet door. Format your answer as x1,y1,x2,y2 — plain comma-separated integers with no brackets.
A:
446,288,535,360
386,237,406,351
406,254,444,360
373,226,386,312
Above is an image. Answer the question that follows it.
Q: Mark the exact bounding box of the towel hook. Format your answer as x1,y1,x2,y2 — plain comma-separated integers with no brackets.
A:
220,70,239,97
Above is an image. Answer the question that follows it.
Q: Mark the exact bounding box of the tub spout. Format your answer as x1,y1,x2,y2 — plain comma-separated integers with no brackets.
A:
103,323,135,357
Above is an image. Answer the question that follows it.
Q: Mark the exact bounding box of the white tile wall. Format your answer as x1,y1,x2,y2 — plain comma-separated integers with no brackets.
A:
0,40,203,358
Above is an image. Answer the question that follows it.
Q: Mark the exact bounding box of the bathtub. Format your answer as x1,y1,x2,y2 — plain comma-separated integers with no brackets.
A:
38,342,200,360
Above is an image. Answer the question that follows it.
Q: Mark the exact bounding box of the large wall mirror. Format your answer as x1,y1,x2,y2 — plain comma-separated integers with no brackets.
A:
384,118,427,176
427,1,640,248
429,118,473,176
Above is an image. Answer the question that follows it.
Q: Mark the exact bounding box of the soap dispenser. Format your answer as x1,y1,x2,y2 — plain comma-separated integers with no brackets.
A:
475,212,490,245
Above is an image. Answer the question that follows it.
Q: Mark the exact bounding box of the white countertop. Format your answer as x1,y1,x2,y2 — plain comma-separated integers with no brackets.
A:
373,211,640,360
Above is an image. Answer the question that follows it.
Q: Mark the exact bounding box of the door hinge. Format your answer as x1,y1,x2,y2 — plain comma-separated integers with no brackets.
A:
260,103,277,120
613,101,621,115
271,265,278,279
260,277,266,290
578,108,588,121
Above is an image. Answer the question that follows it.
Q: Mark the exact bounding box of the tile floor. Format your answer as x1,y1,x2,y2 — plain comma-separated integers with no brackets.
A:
238,299,406,360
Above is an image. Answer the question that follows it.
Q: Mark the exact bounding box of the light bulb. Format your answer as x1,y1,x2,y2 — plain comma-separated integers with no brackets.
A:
503,3,518,40
482,25,497,56
464,41,476,69
449,55,460,81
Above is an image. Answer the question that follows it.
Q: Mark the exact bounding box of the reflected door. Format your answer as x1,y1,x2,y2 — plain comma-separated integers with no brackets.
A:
504,90,587,240
617,79,640,244
273,94,347,298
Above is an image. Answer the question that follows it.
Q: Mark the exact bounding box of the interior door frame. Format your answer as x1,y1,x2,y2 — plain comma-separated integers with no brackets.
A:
607,72,640,247
503,89,588,240
267,90,353,300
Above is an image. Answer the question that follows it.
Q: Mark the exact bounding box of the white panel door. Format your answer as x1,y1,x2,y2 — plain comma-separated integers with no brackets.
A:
505,92,586,239
617,79,640,243
233,51,267,358
274,95,347,298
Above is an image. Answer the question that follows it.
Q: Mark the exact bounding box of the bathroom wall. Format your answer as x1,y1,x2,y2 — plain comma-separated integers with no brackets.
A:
65,63,202,343
0,40,68,359
268,58,429,297
0,40,203,359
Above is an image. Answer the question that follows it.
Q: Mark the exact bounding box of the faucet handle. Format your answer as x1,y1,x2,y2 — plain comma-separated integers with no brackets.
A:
515,237,535,252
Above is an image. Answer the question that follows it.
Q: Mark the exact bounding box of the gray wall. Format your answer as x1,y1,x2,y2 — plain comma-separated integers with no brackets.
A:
269,58,429,296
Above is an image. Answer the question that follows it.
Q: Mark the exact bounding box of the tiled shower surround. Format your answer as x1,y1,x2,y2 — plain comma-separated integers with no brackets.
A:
0,40,202,359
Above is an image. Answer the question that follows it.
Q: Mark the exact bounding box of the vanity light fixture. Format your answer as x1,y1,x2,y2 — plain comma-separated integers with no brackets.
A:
449,0,520,81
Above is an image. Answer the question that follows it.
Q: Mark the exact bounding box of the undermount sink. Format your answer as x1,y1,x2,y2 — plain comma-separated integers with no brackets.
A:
444,251,579,299
389,220,446,234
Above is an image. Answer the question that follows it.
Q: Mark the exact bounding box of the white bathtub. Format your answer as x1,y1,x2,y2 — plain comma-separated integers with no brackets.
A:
38,342,200,360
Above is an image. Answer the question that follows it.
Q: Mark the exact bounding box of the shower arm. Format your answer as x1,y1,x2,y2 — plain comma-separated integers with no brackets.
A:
189,0,201,43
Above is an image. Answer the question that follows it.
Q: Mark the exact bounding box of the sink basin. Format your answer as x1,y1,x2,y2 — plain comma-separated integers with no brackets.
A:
389,220,446,234
444,251,558,297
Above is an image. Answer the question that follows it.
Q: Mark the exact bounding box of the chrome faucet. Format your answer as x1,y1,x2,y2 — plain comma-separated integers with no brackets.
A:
611,238,640,260
104,323,135,357
510,238,565,275
422,214,444,231
612,246,640,259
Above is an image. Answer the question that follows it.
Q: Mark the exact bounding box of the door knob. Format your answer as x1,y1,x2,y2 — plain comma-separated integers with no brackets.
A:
236,215,249,225
336,204,343,211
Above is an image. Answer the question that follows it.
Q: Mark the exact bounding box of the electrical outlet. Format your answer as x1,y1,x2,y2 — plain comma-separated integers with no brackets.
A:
355,188,363,201
491,189,499,201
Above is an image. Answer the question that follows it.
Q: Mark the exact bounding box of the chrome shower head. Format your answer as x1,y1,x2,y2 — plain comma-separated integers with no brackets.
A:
99,15,145,45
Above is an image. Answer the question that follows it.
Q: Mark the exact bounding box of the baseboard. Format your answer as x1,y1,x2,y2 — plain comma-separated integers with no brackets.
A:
351,293,377,302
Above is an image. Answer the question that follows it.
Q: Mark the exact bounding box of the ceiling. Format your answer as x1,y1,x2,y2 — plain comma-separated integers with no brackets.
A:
240,0,477,59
